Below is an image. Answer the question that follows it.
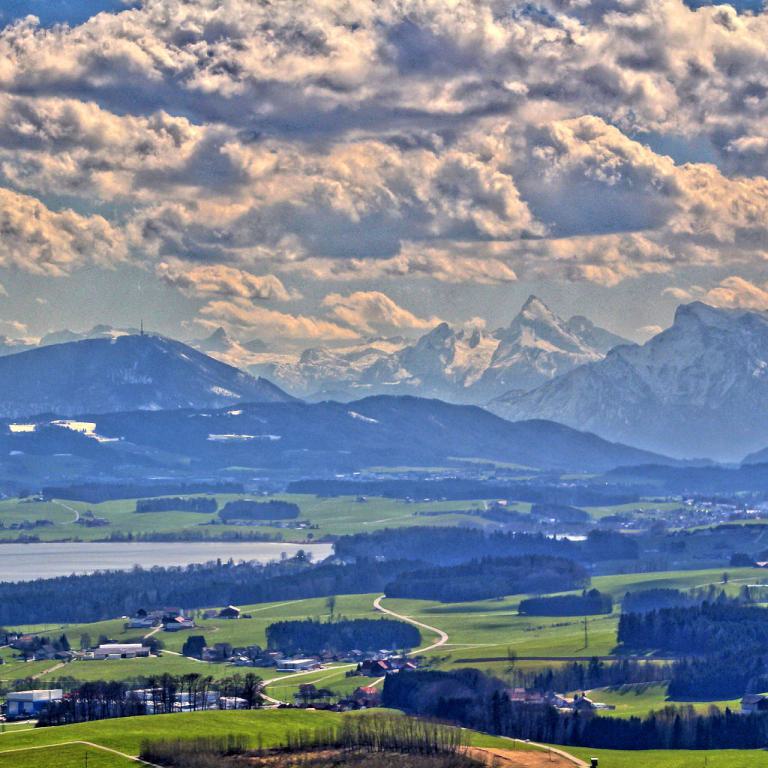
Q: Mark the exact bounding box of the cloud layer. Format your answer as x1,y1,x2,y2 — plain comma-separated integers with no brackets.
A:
1,0,768,339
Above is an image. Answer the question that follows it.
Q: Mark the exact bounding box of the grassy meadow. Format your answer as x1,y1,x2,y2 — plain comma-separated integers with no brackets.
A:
1,565,762,713
0,709,540,766
0,493,526,543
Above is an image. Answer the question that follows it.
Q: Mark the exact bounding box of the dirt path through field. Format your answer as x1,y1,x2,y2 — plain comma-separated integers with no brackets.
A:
468,746,586,767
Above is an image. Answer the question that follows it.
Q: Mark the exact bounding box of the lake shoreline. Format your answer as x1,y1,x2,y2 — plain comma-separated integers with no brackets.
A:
0,541,333,582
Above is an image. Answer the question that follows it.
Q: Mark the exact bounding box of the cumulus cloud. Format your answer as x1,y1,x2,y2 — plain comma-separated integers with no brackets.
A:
155,260,296,302
199,299,359,341
291,246,519,284
0,186,125,275
3,0,768,341
663,286,698,301
702,276,768,309
4,0,768,151
322,291,443,334
662,278,768,310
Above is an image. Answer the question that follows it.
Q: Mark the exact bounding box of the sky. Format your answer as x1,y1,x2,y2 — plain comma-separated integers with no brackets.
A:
0,0,768,349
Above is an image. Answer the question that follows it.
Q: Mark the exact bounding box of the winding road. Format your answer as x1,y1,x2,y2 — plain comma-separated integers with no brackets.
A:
372,594,449,654
52,500,80,524
261,594,450,705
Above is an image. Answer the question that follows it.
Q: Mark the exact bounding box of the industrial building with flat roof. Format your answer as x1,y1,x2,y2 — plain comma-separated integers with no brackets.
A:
4,689,63,719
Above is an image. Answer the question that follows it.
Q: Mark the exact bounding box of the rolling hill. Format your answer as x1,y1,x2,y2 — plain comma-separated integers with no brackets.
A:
0,395,677,481
0,333,292,418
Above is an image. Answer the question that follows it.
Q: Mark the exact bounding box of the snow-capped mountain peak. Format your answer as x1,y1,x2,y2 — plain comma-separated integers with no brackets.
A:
246,296,627,403
490,301,768,461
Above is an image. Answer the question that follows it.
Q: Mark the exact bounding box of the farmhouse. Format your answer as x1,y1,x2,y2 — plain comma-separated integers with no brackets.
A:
742,694,768,714
352,685,382,707
126,615,156,629
4,689,63,719
357,657,419,677
218,605,241,619
93,643,151,660
164,615,195,632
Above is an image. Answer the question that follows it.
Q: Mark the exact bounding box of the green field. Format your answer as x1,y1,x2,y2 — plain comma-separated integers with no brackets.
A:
5,566,762,702
0,709,536,767
0,491,702,544
0,493,536,543
567,746,768,767
1,594,387,692
0,742,135,768
580,683,741,718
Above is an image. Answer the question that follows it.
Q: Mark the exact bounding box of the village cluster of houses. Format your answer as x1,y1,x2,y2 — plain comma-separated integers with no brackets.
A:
508,688,768,715
507,689,616,712
183,640,421,675
284,655,420,712
126,607,198,632
292,682,382,711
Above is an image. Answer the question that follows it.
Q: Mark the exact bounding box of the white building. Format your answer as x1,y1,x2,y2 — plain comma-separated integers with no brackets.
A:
276,658,319,672
5,689,63,718
94,643,150,659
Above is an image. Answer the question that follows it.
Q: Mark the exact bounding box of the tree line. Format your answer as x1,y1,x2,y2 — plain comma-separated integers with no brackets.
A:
140,714,470,768
382,668,768,750
265,617,421,656
136,496,218,513
288,478,636,506
668,649,768,699
37,672,263,726
218,499,300,522
385,556,588,603
0,555,421,625
335,528,578,566
518,589,613,617
525,657,672,693
617,600,768,653
41,481,243,503
335,527,637,567
621,587,702,614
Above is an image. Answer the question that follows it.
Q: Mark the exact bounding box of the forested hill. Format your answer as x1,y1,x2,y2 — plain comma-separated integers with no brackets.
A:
0,396,678,486
0,557,417,625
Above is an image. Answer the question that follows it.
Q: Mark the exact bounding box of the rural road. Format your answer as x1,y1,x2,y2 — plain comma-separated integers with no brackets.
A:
53,500,80,524
262,594,449,705
373,594,449,653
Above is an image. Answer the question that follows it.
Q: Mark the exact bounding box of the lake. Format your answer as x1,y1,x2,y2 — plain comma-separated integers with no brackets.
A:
0,541,333,582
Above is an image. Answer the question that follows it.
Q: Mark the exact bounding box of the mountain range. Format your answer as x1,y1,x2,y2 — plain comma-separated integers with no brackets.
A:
7,296,627,405
0,334,292,419
248,296,629,401
5,299,768,463
492,302,768,461
0,396,675,485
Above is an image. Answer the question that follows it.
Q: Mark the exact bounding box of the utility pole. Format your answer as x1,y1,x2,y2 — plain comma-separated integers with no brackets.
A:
584,616,588,648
